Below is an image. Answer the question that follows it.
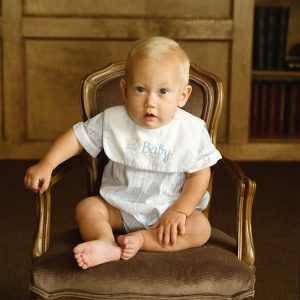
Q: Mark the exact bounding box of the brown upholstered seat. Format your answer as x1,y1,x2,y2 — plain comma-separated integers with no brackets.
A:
30,61,256,300
30,229,254,299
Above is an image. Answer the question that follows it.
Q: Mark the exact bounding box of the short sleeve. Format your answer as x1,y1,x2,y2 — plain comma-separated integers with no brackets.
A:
187,125,222,173
73,113,104,157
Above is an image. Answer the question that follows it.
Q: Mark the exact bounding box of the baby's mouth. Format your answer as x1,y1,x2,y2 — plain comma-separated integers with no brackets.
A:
145,113,156,120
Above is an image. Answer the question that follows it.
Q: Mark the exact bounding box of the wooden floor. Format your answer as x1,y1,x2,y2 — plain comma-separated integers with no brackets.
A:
0,160,299,299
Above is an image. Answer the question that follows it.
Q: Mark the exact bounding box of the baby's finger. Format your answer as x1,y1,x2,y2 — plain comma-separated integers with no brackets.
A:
25,176,36,192
32,178,41,190
163,225,171,246
39,178,49,194
178,222,186,235
24,175,31,189
158,225,164,244
170,224,178,245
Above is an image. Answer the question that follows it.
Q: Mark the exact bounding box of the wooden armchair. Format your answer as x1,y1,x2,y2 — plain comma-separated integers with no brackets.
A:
30,61,256,300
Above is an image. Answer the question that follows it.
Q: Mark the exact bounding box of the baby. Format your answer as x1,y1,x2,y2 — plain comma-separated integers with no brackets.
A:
24,36,222,269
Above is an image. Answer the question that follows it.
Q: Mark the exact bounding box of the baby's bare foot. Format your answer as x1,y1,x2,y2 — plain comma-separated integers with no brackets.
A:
73,240,121,269
116,231,144,260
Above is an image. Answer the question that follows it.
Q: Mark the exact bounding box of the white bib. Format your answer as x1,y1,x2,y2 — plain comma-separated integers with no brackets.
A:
103,105,206,173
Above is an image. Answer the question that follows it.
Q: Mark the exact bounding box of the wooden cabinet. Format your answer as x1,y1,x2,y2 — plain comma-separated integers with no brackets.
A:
0,0,298,160
245,0,300,160
251,71,300,141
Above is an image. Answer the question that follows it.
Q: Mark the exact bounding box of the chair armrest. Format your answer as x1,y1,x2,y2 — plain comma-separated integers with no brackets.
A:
32,154,87,260
218,157,256,270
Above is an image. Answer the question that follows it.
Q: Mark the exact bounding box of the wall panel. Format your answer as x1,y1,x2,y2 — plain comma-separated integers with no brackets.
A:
24,0,232,18
181,41,230,143
0,41,2,141
25,40,133,140
0,0,254,159
25,40,229,142
0,1,2,140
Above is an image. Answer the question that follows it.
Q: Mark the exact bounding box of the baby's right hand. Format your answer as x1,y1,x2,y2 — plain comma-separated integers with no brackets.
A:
24,161,53,194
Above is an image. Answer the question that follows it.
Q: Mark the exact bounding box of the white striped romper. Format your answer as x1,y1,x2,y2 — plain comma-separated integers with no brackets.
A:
73,105,222,232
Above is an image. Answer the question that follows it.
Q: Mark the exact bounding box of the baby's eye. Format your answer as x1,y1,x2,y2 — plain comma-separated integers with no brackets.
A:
159,88,168,95
136,86,145,93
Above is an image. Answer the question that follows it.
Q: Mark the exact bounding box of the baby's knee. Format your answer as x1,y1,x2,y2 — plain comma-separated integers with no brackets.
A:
189,211,211,246
75,196,107,222
199,216,211,244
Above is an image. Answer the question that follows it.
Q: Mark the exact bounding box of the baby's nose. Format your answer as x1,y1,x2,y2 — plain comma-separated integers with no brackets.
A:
145,93,157,107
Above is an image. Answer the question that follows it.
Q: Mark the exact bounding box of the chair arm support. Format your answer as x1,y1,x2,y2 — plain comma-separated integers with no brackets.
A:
32,154,87,260
219,157,256,270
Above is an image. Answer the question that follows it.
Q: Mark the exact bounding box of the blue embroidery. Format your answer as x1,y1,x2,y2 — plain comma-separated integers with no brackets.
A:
141,141,172,163
125,138,139,154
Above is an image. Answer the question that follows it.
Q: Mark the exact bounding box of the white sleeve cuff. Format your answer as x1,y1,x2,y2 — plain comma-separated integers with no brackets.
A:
73,122,101,157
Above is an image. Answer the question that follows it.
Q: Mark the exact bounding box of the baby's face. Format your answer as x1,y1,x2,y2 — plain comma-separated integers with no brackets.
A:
120,56,191,129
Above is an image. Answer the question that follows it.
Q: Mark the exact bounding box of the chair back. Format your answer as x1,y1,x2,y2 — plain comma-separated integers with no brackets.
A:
80,61,223,215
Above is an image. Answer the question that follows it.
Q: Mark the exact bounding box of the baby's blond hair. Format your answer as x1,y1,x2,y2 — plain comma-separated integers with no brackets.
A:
125,36,190,85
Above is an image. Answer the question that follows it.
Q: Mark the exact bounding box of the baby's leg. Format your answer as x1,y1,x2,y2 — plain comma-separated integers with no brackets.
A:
117,210,210,259
73,196,123,269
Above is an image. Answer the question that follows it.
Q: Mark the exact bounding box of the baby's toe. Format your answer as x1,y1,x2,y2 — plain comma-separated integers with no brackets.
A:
124,244,134,251
74,253,82,260
77,258,89,269
73,244,83,254
124,248,134,255
121,253,131,260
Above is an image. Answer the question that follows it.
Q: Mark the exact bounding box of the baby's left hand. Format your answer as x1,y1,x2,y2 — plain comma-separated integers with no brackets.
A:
150,210,186,246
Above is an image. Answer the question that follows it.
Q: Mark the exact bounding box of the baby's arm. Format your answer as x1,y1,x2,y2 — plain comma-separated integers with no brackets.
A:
153,167,211,246
171,167,211,216
24,128,83,194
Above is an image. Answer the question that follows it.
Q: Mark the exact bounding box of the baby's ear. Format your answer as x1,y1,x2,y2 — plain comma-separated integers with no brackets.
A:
178,84,192,108
120,78,127,103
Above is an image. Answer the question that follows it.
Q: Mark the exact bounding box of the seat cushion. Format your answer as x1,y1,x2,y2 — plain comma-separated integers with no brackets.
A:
30,228,255,300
